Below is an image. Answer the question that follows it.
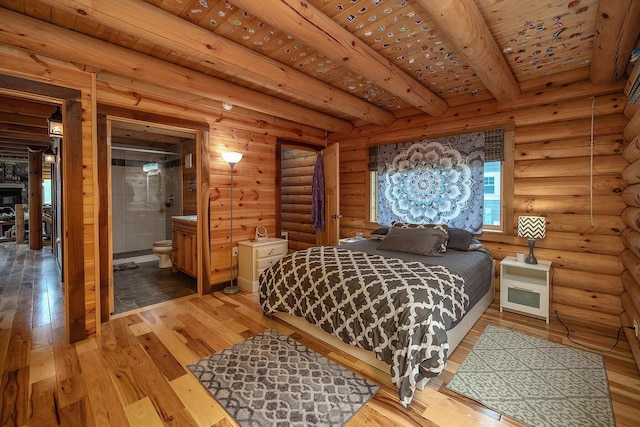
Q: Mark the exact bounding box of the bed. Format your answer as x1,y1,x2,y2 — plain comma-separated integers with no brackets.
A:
259,227,494,407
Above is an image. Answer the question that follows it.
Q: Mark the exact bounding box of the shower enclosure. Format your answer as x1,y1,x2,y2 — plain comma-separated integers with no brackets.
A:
111,147,182,256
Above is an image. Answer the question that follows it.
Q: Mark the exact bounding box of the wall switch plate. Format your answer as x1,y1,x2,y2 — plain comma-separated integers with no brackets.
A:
232,246,238,257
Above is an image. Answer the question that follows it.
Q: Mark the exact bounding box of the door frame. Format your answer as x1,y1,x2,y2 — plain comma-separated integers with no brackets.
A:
276,139,340,247
98,112,210,319
0,74,85,342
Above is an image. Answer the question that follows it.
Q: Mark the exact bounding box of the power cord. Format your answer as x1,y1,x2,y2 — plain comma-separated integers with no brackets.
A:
550,268,632,353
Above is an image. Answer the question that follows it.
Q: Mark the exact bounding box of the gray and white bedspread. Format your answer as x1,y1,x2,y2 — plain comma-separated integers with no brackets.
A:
259,246,469,407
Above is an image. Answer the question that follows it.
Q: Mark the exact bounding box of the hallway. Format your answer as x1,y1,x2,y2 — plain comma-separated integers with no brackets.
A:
0,242,64,425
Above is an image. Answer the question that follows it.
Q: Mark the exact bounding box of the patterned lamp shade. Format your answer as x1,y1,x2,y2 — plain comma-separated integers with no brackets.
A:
517,216,546,239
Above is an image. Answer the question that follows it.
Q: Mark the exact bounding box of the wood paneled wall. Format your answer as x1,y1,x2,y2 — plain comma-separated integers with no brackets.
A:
207,125,279,285
281,147,317,252
334,72,628,339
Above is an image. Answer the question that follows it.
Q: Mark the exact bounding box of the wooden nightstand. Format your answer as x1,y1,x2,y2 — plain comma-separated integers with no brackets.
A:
500,256,552,323
237,238,288,292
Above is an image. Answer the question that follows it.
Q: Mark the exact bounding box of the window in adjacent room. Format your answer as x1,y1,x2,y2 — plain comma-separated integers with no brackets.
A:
483,161,501,227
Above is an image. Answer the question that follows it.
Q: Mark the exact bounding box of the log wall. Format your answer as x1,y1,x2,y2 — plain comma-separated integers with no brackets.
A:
334,73,628,338
621,76,640,369
281,147,317,252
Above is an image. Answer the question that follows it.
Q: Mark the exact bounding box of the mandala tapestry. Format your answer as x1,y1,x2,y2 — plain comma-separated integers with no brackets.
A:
377,132,484,233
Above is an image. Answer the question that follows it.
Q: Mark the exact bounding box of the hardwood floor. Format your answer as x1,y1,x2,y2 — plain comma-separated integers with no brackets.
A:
2,242,640,426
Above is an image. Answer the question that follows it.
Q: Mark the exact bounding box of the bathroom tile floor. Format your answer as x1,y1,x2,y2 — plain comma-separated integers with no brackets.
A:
112,260,197,314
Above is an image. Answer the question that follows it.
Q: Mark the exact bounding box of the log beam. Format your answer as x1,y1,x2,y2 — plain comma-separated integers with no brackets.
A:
415,0,520,103
38,0,394,127
623,136,640,162
590,0,640,84
0,9,352,134
625,107,640,141
230,0,447,117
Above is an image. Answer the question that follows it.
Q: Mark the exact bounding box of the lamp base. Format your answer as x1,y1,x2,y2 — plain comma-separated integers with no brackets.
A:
222,284,241,295
525,238,538,264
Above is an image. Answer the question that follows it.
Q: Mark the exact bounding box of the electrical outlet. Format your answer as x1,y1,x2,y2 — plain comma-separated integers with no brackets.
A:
232,246,238,257
635,320,639,338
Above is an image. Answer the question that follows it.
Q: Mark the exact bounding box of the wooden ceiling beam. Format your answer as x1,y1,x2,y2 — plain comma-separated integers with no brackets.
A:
0,140,51,147
0,143,47,152
0,95,58,117
415,0,520,103
37,0,395,127
0,122,48,136
0,130,50,142
590,0,640,84
0,8,353,134
0,112,49,128
230,0,447,117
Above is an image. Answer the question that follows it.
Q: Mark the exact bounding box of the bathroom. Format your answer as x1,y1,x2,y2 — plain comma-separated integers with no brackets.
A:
110,123,197,314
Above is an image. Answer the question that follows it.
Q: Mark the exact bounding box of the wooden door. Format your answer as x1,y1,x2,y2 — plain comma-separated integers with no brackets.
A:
317,143,340,246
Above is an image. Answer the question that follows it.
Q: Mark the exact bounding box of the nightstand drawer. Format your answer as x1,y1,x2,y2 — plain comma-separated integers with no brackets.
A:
257,255,282,270
256,244,285,259
507,286,541,309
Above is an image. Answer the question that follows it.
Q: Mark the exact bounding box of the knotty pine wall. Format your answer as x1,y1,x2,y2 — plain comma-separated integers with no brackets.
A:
334,72,629,340
281,147,317,252
207,126,279,286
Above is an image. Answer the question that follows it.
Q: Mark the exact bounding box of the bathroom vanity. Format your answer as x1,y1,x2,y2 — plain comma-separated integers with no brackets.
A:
172,216,197,278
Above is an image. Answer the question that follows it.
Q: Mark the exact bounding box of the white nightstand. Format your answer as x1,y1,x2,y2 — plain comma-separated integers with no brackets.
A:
500,256,552,323
237,238,288,292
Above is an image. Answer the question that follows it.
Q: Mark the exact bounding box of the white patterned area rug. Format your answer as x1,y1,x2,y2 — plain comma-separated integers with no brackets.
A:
446,325,615,427
188,329,380,427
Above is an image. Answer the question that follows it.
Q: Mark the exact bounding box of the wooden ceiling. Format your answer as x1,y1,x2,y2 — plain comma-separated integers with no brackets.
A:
0,0,638,152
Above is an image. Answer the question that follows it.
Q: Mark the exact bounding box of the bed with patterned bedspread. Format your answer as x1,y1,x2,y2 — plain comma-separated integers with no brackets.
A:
259,242,490,407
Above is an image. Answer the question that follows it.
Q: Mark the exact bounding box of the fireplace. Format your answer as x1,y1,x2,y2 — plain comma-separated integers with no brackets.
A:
0,184,25,208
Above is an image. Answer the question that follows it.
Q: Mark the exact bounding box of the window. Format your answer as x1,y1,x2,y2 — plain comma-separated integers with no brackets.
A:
484,176,495,194
42,179,52,204
368,129,506,231
369,163,504,229
483,161,501,227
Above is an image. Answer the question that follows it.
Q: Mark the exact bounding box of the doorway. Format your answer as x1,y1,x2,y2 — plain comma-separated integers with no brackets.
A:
107,119,199,315
278,141,340,249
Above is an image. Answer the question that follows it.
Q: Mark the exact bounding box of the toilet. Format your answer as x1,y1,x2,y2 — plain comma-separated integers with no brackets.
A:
152,240,173,268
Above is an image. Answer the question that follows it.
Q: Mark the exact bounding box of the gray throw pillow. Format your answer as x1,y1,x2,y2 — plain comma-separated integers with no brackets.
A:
448,228,473,251
376,227,447,256
390,222,449,252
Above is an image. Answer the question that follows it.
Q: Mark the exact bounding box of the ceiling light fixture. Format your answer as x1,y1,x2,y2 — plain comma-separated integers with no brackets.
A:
222,101,234,111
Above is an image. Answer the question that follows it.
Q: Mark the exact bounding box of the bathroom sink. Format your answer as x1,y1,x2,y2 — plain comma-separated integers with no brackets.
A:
172,215,197,222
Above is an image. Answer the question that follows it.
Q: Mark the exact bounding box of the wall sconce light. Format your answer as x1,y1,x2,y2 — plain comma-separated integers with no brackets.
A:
43,146,56,164
222,101,233,111
47,106,63,138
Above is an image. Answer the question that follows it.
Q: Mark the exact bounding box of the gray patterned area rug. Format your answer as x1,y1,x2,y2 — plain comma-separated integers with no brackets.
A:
446,325,615,427
188,329,379,427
